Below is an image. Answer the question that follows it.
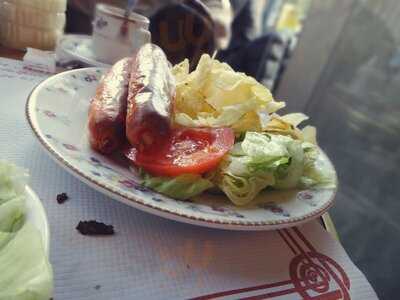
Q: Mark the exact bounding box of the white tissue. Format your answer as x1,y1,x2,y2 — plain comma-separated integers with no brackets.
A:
23,48,56,74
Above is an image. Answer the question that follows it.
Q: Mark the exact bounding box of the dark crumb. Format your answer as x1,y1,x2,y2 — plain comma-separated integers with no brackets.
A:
94,285,101,290
186,264,190,269
76,220,115,235
56,192,69,204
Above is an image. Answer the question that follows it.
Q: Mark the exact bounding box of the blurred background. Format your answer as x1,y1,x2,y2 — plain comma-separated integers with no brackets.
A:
277,2,400,299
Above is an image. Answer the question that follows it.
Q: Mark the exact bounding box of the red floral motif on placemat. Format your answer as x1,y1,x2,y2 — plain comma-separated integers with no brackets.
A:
190,227,350,300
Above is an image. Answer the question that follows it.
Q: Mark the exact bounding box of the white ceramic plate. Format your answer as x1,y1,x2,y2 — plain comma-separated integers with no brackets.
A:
26,68,337,231
25,186,50,254
58,34,111,68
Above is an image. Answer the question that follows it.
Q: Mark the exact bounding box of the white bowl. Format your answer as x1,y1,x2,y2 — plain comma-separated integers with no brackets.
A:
25,186,50,254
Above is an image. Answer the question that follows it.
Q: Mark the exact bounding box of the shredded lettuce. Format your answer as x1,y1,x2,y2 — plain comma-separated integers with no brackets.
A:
0,162,28,204
0,223,53,300
300,144,337,189
0,161,53,300
169,56,333,206
139,132,335,204
172,55,285,133
214,133,336,205
218,172,276,206
0,196,25,233
142,173,214,200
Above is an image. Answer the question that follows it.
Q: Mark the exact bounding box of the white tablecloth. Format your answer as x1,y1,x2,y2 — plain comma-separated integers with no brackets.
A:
0,58,378,300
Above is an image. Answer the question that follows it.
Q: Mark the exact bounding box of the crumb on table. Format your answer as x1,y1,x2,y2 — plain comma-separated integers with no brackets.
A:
56,192,69,204
76,220,115,235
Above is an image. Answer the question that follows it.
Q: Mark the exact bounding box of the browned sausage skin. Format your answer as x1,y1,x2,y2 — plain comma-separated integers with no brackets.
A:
88,57,132,154
126,44,175,152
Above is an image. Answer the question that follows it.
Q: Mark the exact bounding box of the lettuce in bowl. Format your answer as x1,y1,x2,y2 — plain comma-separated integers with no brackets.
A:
0,161,53,300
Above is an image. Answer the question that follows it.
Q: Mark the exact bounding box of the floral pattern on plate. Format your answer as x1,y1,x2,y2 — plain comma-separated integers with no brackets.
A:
258,202,291,218
35,108,71,126
26,67,337,230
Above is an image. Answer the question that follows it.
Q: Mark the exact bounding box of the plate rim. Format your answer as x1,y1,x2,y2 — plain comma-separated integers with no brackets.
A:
25,68,337,231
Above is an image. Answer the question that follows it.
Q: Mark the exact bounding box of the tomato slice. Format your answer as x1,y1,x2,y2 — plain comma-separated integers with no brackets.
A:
125,127,234,177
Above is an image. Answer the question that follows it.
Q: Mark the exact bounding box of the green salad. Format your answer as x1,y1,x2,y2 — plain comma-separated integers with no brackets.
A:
142,130,336,205
0,161,53,300
138,54,336,205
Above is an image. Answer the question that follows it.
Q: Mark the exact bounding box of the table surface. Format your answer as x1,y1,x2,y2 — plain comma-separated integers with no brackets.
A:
0,46,24,60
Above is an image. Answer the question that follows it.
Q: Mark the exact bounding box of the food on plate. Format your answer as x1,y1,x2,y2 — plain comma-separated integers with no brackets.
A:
214,132,334,206
0,161,53,299
126,44,175,152
172,54,285,133
88,57,132,154
88,44,336,205
141,173,214,200
125,127,234,177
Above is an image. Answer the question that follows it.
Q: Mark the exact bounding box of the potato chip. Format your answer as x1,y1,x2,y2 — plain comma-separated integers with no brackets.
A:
280,113,309,127
301,126,317,144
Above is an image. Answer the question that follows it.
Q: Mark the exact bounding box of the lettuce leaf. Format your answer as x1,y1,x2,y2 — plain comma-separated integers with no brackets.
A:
142,173,214,200
0,162,28,204
300,144,337,189
0,196,25,233
172,55,285,133
274,140,305,189
218,172,275,206
214,132,336,205
0,223,53,300
0,161,53,300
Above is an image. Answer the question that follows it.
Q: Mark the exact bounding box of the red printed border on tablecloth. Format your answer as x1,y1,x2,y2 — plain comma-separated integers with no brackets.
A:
190,227,351,300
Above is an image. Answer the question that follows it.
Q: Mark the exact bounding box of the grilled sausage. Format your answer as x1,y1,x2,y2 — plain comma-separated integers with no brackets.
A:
126,44,175,152
88,57,132,154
